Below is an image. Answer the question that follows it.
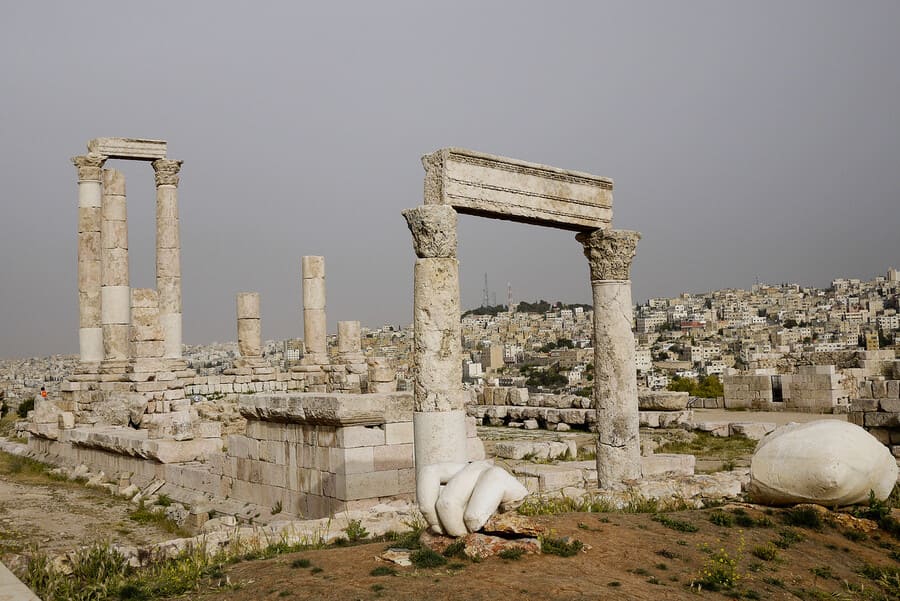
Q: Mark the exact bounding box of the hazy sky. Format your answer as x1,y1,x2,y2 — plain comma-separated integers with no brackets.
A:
2,1,898,358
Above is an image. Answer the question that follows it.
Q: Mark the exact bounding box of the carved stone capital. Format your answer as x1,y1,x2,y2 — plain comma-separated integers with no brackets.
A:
403,205,457,258
576,228,640,281
72,153,107,182
152,159,183,187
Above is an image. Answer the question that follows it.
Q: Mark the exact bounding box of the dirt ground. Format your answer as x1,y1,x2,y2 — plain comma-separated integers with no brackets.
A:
0,456,179,559
175,506,900,601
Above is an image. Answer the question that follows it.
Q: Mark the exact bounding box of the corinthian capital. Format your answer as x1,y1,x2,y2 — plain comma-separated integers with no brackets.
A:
576,228,640,281
152,159,183,187
402,205,458,258
72,153,107,181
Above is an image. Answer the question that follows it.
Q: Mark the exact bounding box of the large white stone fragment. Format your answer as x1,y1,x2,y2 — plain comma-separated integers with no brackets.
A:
749,420,898,506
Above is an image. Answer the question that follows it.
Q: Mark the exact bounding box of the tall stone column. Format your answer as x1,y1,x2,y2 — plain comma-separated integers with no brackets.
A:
302,256,327,364
73,153,107,364
403,205,467,478
152,159,184,360
236,292,262,359
100,169,130,362
577,228,642,487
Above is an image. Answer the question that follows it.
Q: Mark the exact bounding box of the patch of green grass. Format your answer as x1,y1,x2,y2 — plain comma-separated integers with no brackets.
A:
128,502,190,537
370,583,384,593
709,511,735,527
843,529,867,542
540,536,583,557
652,514,699,533
810,566,834,579
370,565,396,576
291,558,311,569
655,562,668,570
773,528,805,549
859,563,900,598
154,494,172,508
498,548,525,561
763,576,785,587
442,539,466,559
656,431,757,460
782,506,824,530
410,548,447,569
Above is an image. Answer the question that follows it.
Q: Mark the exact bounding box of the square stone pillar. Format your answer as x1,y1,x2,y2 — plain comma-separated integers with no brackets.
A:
576,228,642,487
152,159,184,360
403,205,467,479
72,154,107,364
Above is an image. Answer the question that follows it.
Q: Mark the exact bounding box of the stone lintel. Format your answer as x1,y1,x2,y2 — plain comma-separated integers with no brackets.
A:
238,392,413,426
87,137,167,161
423,147,613,232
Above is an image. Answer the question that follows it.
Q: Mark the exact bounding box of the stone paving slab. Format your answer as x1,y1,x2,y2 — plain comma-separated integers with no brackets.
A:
0,561,41,601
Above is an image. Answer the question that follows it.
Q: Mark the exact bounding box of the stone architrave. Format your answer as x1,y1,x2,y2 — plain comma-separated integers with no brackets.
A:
403,205,467,478
576,228,642,487
236,292,262,358
422,148,613,231
152,159,184,360
100,168,130,361
302,256,327,364
73,153,107,363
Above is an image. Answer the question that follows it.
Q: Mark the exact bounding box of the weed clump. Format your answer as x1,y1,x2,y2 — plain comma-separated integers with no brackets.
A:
652,514,699,533
498,548,525,560
782,506,824,530
410,548,447,569
540,536,583,557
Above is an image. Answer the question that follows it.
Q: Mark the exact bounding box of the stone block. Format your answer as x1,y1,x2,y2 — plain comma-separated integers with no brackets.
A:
873,380,888,399
523,419,539,430
880,399,900,413
339,470,402,501
729,422,777,440
695,421,730,437
887,381,900,400
847,411,865,426
642,453,695,477
373,443,414,471
330,446,375,475
226,435,258,460
336,425,385,448
385,421,414,445
865,412,900,428
851,399,879,412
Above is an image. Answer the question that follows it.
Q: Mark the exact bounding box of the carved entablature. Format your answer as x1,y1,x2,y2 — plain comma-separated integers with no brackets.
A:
402,205,458,259
421,147,613,231
72,153,108,181
152,159,183,187
576,228,640,281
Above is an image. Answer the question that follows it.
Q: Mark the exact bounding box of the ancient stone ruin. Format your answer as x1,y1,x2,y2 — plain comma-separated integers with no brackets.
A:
24,141,645,532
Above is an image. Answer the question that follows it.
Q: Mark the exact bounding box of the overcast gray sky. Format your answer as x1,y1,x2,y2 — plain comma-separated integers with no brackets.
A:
1,1,898,358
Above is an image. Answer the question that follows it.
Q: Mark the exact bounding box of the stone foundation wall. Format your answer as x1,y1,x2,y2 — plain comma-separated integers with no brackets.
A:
849,361,900,460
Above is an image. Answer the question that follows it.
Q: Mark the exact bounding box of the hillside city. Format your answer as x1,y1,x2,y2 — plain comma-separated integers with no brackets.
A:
3,267,898,411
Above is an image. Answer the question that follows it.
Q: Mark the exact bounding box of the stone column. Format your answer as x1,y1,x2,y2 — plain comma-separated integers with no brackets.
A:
236,292,262,358
100,169,130,361
73,154,107,363
576,228,642,487
302,256,327,364
403,205,467,478
152,159,184,360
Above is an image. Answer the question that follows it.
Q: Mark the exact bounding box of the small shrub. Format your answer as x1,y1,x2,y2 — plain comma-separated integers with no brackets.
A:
810,566,834,579
155,494,172,508
370,565,396,576
782,506,824,530
442,539,466,559
652,514,699,533
763,576,785,587
410,548,447,569
498,548,524,561
709,511,735,527
691,546,742,591
291,558,311,569
344,519,369,543
773,528,804,549
17,397,34,418
843,529,867,542
656,549,680,560
370,584,384,593
750,543,778,561
541,537,583,557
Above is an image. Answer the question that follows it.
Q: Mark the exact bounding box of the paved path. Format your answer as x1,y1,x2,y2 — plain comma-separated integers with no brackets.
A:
0,561,40,601
692,409,847,426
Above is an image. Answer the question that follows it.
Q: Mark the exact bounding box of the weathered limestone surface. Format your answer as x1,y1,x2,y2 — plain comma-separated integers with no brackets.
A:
88,137,167,160
638,390,689,411
153,159,183,360
403,205,458,258
578,229,642,487
422,148,613,231
101,169,130,361
74,154,106,363
749,420,899,505
302,256,327,362
236,292,262,358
